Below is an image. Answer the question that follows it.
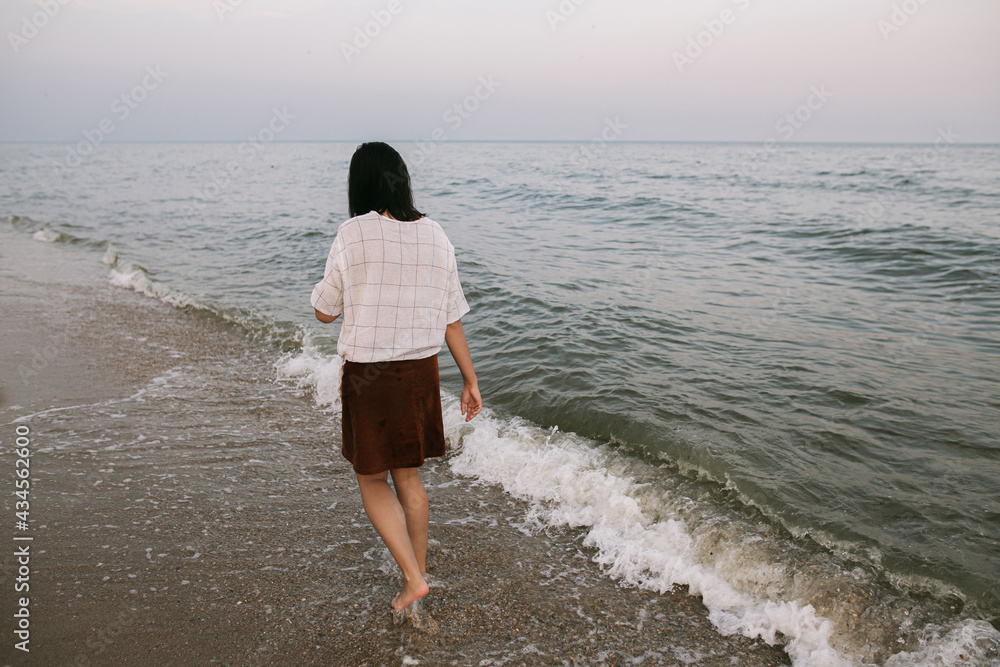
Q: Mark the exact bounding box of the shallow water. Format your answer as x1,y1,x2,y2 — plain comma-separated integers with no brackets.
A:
2,140,999,665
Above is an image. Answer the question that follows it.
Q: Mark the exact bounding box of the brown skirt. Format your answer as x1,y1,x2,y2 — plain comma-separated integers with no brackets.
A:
340,354,446,475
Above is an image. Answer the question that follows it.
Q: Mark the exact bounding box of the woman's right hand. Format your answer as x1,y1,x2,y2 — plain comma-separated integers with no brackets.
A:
461,382,482,421
445,318,481,421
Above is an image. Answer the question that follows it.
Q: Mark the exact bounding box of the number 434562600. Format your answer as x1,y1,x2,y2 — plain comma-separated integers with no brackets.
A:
15,424,31,524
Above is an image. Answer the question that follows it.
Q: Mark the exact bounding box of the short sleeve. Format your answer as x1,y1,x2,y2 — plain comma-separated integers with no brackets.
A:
310,236,345,317
445,244,470,324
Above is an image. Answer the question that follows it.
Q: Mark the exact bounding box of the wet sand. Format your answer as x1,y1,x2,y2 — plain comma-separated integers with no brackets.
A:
0,230,789,666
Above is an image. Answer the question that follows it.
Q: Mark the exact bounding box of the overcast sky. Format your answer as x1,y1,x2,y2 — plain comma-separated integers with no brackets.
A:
2,0,998,143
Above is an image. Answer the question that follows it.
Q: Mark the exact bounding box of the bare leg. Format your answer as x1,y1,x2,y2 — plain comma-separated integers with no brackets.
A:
390,468,429,576
355,471,429,610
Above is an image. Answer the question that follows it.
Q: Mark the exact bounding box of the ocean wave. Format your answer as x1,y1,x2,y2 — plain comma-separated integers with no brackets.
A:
103,255,303,350
16,224,310,351
274,337,343,410
884,621,1000,666
32,227,62,242
272,343,1000,666
443,411,998,665
12,214,110,251
106,253,198,310
446,409,852,664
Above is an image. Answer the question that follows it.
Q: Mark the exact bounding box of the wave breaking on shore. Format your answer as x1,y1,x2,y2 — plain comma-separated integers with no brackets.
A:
277,341,1000,666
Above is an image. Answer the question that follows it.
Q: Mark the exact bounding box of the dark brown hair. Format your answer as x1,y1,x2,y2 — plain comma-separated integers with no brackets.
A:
348,142,425,221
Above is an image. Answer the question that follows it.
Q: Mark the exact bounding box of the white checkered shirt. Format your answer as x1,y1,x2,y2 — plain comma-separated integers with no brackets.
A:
310,211,471,363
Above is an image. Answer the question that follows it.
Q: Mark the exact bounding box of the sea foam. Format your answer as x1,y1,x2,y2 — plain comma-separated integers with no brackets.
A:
443,406,850,665
438,397,1000,667
32,227,61,242
275,337,343,410
105,244,195,310
147,329,1000,667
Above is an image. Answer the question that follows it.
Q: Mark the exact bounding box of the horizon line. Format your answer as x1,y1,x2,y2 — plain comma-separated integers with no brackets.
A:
2,139,999,147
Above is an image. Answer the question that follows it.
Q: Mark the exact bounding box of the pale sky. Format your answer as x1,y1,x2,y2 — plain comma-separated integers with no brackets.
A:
2,0,998,143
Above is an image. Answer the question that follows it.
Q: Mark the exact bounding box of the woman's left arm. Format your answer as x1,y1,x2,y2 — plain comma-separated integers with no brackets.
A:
314,309,338,323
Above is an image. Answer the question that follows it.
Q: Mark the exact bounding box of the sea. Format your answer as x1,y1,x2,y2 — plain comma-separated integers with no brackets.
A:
2,141,998,666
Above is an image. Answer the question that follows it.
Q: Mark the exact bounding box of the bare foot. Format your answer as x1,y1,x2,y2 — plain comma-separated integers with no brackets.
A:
391,577,429,610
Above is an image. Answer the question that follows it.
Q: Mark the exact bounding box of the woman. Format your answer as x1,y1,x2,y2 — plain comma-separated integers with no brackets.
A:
310,142,482,611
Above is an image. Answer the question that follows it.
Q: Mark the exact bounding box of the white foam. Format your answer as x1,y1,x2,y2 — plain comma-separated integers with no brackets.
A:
441,403,1000,667
104,251,301,349
32,228,61,242
274,338,343,411
884,620,1000,666
102,244,119,266
108,262,195,309
266,345,1000,666
444,409,846,664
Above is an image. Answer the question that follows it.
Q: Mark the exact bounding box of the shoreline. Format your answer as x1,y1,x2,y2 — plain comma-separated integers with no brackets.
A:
0,229,790,665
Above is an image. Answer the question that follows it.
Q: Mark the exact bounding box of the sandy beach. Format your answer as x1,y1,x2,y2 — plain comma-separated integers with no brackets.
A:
0,230,791,665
